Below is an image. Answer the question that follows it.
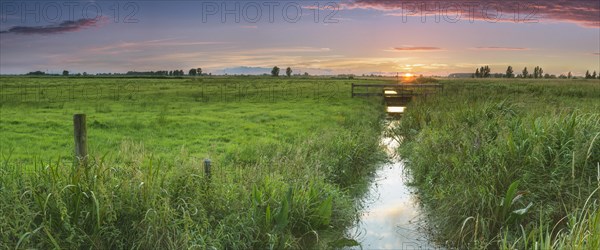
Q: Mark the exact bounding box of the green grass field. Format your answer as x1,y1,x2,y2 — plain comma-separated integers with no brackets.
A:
0,76,388,249
1,76,599,249
393,78,600,249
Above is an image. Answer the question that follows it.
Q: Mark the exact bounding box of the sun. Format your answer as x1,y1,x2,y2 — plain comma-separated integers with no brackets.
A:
400,72,416,83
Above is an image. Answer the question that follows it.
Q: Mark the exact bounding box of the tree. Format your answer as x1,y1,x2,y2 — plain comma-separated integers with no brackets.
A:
197,68,202,76
522,67,529,78
173,70,183,76
62,70,69,76
585,70,591,79
533,66,539,78
189,68,197,76
593,71,597,79
506,66,514,78
568,71,572,79
27,71,45,75
474,66,491,78
271,66,280,77
538,67,543,78
482,66,491,78
286,67,292,77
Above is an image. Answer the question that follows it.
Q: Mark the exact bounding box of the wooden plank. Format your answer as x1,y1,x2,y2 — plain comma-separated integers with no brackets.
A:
351,83,443,88
352,93,383,97
352,83,442,102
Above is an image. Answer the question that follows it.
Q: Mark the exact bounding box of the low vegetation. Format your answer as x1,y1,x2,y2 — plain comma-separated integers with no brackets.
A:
393,78,600,249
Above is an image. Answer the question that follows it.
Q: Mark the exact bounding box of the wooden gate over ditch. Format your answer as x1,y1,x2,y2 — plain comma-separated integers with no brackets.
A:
351,83,443,112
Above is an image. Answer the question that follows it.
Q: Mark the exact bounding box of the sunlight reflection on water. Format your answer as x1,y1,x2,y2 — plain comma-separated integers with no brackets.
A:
386,106,406,113
347,122,441,249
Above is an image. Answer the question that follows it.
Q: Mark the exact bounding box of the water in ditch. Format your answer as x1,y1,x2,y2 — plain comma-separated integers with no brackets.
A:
347,119,440,249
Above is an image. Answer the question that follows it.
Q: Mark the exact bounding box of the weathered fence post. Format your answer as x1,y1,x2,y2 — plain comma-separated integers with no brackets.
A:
204,159,211,180
204,158,212,191
73,114,88,166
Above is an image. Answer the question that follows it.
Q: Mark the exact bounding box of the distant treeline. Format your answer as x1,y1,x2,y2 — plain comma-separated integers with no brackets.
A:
20,68,207,77
14,66,600,79
473,65,599,79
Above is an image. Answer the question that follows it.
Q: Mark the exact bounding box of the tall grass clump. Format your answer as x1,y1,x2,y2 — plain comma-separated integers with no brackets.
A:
393,79,600,249
1,116,384,249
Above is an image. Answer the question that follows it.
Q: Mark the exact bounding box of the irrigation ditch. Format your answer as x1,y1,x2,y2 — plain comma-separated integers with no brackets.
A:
344,118,440,249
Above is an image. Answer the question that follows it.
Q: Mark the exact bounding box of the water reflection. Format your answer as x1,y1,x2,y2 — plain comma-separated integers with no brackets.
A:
347,124,439,249
386,106,406,113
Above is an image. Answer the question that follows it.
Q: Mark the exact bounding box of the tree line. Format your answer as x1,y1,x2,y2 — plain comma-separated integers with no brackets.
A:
54,66,302,77
122,68,204,76
474,66,599,79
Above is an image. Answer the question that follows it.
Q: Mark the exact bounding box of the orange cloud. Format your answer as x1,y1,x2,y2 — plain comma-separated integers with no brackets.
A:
473,47,530,51
392,46,442,51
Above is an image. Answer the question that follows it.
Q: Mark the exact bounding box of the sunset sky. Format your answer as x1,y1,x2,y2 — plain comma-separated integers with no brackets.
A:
1,0,599,76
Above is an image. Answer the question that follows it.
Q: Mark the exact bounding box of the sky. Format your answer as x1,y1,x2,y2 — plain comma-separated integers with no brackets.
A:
0,0,599,76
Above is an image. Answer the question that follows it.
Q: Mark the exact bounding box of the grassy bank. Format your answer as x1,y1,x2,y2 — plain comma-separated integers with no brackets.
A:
0,76,387,249
393,79,600,249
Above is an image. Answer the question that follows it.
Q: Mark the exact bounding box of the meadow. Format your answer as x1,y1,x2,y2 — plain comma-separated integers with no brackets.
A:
2,76,598,249
0,76,388,249
393,78,600,249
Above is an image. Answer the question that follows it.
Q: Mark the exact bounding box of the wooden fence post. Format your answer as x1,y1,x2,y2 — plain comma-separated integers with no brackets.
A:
73,114,88,166
204,159,212,180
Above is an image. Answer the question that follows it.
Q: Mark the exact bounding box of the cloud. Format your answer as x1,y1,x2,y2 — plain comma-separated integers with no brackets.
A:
218,66,271,75
346,0,600,28
0,18,102,35
593,53,600,56
391,46,442,51
473,47,530,51
87,39,229,55
229,47,332,55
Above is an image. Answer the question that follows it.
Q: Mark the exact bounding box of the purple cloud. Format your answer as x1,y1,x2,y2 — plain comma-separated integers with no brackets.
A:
346,0,600,27
0,18,101,35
